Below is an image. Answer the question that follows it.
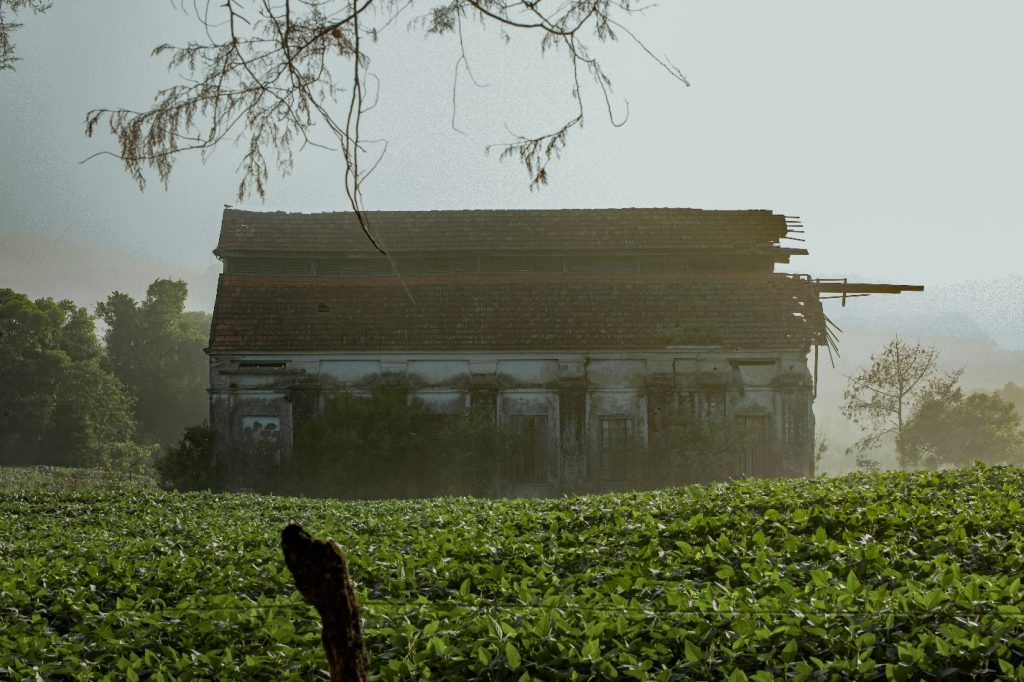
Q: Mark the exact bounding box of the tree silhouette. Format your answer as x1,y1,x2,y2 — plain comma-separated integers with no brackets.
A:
841,337,962,463
898,388,1024,469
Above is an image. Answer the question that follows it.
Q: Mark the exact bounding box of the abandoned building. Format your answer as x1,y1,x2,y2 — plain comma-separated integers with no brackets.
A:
207,208,919,494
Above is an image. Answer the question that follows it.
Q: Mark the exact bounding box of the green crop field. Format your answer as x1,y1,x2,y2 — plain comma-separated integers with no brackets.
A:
3,466,1024,680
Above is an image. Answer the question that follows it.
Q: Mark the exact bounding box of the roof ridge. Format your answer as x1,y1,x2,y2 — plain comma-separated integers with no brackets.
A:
223,207,778,216
218,271,810,285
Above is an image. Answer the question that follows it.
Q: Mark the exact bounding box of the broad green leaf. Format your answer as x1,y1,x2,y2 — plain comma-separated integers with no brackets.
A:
846,570,861,594
505,642,521,670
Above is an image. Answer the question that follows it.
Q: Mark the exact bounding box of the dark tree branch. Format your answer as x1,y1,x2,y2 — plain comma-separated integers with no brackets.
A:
85,0,685,247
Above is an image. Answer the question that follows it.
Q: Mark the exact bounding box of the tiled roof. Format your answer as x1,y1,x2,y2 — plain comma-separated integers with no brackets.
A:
216,208,791,254
209,273,825,353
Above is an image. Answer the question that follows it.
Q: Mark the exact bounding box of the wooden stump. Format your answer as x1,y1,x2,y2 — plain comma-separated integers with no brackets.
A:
281,523,370,682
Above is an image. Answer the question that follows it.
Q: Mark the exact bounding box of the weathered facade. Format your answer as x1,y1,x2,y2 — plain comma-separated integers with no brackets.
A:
208,208,834,494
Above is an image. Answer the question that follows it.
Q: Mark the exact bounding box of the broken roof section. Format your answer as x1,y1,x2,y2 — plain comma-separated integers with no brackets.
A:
216,208,807,262
209,207,920,356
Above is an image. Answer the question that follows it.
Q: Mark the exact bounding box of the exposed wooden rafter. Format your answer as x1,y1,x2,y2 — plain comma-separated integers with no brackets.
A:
812,278,924,307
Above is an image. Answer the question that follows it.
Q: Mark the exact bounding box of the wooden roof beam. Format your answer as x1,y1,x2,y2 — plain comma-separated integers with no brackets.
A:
813,281,924,295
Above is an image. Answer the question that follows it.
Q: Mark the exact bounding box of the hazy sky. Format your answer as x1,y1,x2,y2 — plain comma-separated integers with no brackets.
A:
2,1,1022,299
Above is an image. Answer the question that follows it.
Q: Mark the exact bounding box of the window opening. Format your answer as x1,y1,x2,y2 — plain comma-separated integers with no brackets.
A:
700,388,726,419
508,415,548,484
735,414,771,478
599,416,633,480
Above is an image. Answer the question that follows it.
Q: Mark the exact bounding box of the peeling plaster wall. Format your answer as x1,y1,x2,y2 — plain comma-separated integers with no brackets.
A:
407,360,471,388
731,363,778,415
413,390,470,414
319,360,381,388
587,359,647,388
496,359,559,387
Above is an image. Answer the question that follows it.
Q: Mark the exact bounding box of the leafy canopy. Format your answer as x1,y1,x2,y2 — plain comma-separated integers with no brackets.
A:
996,382,1024,425
0,288,136,466
96,279,211,447
898,388,1024,469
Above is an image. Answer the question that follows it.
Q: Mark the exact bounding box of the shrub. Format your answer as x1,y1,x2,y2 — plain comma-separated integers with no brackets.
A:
433,407,516,497
648,411,748,486
292,386,509,499
292,385,429,498
156,422,222,491
98,441,159,479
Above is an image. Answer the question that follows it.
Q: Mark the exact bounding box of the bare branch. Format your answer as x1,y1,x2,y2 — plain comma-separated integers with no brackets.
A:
84,0,688,246
0,0,51,72
607,16,690,87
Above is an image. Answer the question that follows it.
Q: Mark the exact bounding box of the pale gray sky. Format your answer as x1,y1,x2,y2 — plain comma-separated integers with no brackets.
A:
2,1,1022,306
